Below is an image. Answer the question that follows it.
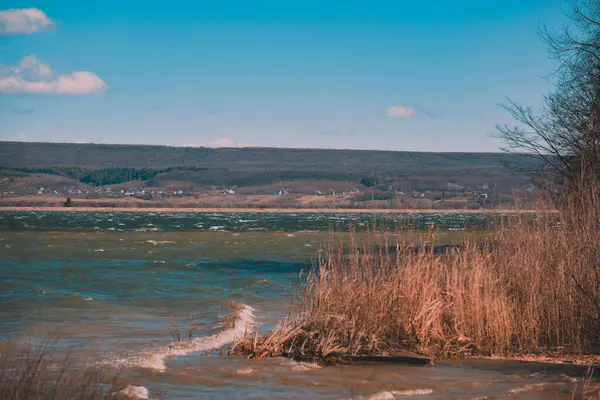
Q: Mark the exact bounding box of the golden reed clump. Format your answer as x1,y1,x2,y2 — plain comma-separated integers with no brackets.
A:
233,180,600,363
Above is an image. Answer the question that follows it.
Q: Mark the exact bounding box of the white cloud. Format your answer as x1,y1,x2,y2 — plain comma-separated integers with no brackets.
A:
72,138,90,144
0,55,106,95
184,137,253,148
0,8,53,35
19,55,52,77
386,105,417,118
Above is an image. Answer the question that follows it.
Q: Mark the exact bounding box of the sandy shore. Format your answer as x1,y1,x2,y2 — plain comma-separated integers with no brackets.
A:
0,206,548,214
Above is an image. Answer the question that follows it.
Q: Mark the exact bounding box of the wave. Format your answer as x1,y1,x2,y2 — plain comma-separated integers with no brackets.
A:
115,385,150,399
145,240,175,245
232,367,258,376
343,389,433,400
508,383,547,394
109,304,254,371
279,359,321,372
28,288,98,303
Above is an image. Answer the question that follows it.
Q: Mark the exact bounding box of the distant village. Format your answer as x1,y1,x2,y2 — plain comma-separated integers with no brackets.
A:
0,173,539,209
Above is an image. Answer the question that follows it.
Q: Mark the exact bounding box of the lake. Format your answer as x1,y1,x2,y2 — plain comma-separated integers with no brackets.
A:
0,211,592,399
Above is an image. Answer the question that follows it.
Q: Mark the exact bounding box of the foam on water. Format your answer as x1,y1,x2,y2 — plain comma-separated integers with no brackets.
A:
344,389,434,400
280,359,322,372
508,383,547,394
116,385,150,399
391,390,434,397
109,304,255,371
145,240,175,245
233,367,259,376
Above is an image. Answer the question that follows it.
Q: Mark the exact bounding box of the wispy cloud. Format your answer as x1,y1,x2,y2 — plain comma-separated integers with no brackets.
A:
0,55,106,95
0,8,54,35
184,137,253,148
386,105,417,118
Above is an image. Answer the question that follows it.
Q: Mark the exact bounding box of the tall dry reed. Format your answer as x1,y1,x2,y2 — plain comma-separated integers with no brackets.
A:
0,341,124,400
238,180,600,361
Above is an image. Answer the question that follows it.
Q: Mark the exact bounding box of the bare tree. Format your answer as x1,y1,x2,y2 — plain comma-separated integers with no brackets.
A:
496,0,600,185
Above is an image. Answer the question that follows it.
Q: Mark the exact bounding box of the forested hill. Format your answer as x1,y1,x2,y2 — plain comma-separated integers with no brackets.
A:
1,141,535,169
0,141,540,191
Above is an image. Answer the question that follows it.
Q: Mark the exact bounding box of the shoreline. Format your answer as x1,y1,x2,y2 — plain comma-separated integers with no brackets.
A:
0,206,551,214
475,354,600,368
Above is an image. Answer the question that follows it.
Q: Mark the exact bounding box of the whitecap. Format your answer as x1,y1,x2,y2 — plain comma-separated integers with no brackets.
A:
115,385,150,399
232,367,258,376
391,389,434,397
509,383,547,394
145,240,175,246
280,359,321,372
341,389,433,400
108,304,255,371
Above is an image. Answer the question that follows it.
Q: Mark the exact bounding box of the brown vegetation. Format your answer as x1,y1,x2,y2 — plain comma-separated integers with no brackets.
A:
575,368,600,400
231,180,600,364
0,342,128,400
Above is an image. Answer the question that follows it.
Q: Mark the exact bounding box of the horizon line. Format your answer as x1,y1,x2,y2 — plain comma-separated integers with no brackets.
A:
0,140,516,155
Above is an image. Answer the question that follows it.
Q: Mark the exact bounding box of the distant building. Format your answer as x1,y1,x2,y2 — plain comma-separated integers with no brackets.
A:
219,189,235,195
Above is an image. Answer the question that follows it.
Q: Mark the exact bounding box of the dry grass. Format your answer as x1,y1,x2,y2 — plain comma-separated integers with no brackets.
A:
0,341,126,400
233,180,600,363
574,369,600,399
168,312,201,342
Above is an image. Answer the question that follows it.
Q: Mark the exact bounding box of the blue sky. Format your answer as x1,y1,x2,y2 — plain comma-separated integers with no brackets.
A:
0,0,567,151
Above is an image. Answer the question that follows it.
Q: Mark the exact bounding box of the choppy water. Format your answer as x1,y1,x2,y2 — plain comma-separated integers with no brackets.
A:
0,210,504,232
0,211,595,399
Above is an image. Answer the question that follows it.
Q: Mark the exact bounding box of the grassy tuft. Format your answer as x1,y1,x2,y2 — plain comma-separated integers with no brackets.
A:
0,341,125,400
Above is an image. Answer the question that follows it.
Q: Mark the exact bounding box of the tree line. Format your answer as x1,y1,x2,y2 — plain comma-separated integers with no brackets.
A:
0,166,209,186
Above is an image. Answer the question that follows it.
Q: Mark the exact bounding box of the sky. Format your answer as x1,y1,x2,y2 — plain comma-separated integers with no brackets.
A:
0,0,569,152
